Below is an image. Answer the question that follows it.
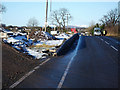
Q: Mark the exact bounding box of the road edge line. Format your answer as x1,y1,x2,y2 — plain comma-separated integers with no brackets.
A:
110,45,118,51
105,41,109,45
57,56,74,90
9,58,50,88
57,36,81,89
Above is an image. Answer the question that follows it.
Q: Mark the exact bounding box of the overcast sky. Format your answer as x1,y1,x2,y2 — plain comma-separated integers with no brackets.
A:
1,1,118,27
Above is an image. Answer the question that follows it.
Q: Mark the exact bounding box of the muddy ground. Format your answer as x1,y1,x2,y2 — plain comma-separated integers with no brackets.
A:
2,42,41,88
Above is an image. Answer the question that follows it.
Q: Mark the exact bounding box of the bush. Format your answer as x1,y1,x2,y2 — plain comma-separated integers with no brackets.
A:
105,25,118,36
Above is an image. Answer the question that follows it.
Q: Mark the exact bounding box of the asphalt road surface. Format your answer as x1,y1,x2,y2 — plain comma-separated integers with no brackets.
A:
14,36,119,88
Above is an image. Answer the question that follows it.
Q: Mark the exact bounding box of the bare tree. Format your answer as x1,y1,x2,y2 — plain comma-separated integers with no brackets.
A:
50,8,72,30
0,4,6,13
100,8,119,27
27,17,39,27
50,10,61,29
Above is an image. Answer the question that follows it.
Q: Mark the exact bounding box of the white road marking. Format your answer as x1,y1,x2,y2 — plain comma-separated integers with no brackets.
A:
34,66,40,70
57,56,74,90
39,58,50,65
111,45,118,51
9,58,50,88
101,38,103,41
105,41,109,45
57,36,81,90
96,37,118,52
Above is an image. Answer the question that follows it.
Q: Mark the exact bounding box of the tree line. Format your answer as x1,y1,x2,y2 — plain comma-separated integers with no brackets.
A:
27,8,72,32
0,3,72,32
87,7,119,36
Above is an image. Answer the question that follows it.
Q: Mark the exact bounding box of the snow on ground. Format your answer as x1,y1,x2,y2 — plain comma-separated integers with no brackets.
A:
26,48,47,59
14,32,27,36
42,31,56,40
2,31,67,59
12,35,26,41
5,36,26,43
3,35,62,59
6,37,20,43
45,40,63,46
4,35,33,45
34,40,63,46
55,33,70,40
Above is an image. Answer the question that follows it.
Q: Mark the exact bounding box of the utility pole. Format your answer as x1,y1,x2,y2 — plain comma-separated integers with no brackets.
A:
66,14,70,31
118,1,120,34
45,0,48,32
50,0,52,12
118,1,120,15
54,26,55,31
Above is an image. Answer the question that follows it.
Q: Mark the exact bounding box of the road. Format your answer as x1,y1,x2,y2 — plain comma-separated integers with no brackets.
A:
13,36,119,88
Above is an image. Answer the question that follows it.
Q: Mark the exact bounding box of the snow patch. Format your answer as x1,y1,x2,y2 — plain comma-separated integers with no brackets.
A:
34,40,63,46
55,33,70,39
26,48,47,59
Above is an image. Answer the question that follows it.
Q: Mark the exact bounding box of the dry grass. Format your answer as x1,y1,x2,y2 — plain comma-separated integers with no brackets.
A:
30,39,66,49
105,25,118,36
30,44,55,48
